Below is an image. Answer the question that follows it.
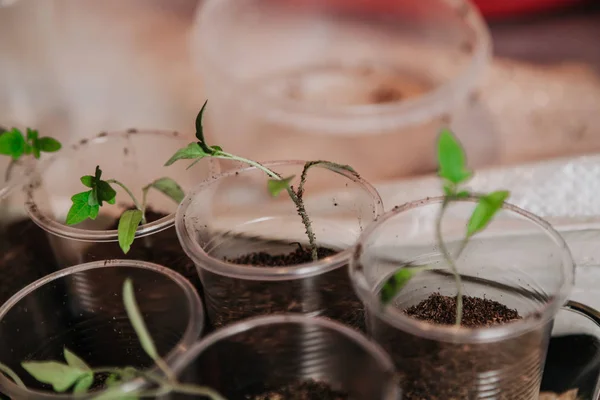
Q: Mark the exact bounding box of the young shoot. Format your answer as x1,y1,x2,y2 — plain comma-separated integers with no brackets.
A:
0,127,62,182
380,129,510,326
65,166,184,253
0,279,225,400
165,101,358,261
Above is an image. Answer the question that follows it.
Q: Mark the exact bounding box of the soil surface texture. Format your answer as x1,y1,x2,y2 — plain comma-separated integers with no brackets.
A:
204,245,365,331
228,246,337,266
247,380,350,400
376,292,538,400
404,292,521,328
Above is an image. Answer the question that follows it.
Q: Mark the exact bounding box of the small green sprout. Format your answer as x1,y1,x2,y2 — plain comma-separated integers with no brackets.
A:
380,129,510,326
66,166,184,254
166,101,358,261
0,279,225,399
0,127,62,181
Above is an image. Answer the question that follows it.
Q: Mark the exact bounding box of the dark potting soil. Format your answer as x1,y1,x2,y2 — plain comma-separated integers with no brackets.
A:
83,209,202,295
228,246,337,267
541,334,600,399
380,293,538,400
203,245,365,331
246,380,350,400
0,218,58,305
404,292,522,328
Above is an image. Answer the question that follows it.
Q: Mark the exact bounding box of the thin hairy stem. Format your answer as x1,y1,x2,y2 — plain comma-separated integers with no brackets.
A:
217,152,318,260
297,161,322,199
153,358,175,383
140,184,151,217
0,362,25,388
436,198,464,326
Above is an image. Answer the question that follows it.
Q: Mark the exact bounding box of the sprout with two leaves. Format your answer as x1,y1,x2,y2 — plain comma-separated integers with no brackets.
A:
0,279,225,399
0,127,62,181
165,101,358,261
65,166,185,254
380,130,510,326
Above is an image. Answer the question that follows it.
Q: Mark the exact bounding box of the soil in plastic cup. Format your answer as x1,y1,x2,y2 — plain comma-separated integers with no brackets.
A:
350,197,575,399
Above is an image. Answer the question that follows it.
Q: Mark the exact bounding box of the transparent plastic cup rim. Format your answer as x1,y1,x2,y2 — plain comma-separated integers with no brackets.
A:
0,259,204,399
25,129,215,243
194,0,492,134
349,196,576,344
175,160,384,281
170,314,397,383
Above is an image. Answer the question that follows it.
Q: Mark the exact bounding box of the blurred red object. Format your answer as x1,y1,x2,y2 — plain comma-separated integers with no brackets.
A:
473,0,586,19
282,0,586,19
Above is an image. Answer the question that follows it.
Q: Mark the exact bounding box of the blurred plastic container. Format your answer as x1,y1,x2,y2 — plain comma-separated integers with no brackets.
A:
192,0,493,182
0,259,203,399
170,315,399,399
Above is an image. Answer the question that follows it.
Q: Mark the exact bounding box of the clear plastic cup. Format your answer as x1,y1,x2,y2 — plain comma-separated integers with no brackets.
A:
169,314,399,399
540,301,600,400
25,130,217,293
191,0,493,181
0,153,59,306
0,259,203,399
175,160,383,330
350,197,575,399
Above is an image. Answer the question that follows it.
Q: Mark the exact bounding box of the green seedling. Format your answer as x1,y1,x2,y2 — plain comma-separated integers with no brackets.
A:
166,101,358,261
0,279,225,399
65,166,184,253
0,127,62,181
380,129,510,326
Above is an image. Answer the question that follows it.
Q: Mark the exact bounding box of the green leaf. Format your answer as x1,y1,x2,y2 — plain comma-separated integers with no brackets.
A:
88,188,99,206
267,175,294,197
104,373,122,387
21,361,85,392
443,183,455,197
164,143,208,166
89,204,100,220
467,190,510,237
26,129,41,159
64,348,91,372
38,137,62,153
80,175,94,188
117,210,143,254
23,142,32,155
380,268,417,304
72,373,93,394
123,279,159,361
195,100,212,153
96,180,117,205
437,129,472,185
0,128,26,159
147,177,185,204
26,128,38,141
66,191,94,225
456,190,471,198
